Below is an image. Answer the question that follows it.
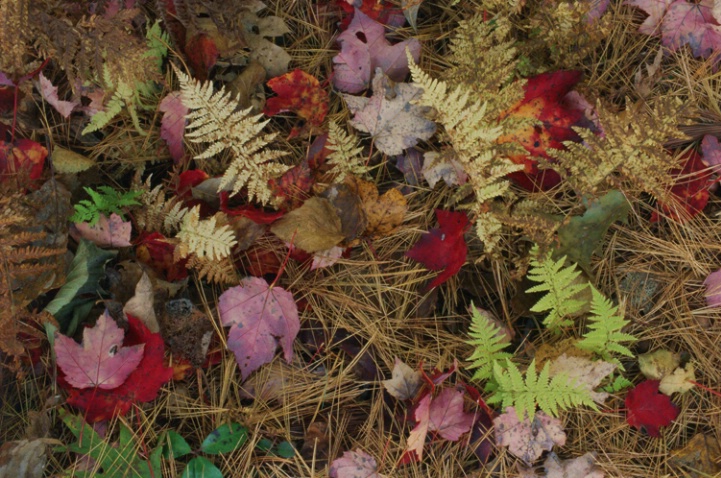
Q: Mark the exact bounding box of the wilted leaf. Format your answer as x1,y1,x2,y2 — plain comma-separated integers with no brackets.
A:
343,69,436,156
544,452,605,478
311,246,345,271
349,177,407,239
382,357,421,400
218,277,300,380
159,91,187,164
123,272,159,333
625,380,679,437
70,213,132,248
669,433,721,477
422,150,468,188
270,197,345,253
51,147,95,174
402,0,424,31
638,349,680,380
333,8,421,93
548,354,616,404
0,439,47,478
54,311,144,390
494,407,566,466
37,72,79,118
659,363,695,395
330,449,387,478
555,190,630,271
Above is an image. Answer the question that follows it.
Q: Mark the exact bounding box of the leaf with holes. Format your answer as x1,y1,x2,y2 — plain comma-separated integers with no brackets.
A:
218,277,300,380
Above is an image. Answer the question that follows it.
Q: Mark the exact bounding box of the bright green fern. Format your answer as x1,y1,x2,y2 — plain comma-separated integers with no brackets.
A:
488,359,596,421
527,245,589,330
466,305,513,382
70,186,142,226
577,287,637,367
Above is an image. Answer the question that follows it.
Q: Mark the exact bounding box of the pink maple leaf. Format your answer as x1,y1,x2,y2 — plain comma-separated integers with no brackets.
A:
38,72,80,118
159,91,188,164
332,8,421,93
55,310,144,389
625,0,673,35
661,0,721,58
218,277,300,380
330,449,387,478
405,388,474,460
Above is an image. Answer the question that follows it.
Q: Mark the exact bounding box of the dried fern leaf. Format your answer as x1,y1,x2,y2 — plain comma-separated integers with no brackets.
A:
326,121,369,181
175,208,238,261
174,66,289,205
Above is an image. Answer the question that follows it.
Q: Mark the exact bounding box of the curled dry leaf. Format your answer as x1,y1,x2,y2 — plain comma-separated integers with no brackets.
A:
350,176,407,239
382,357,422,400
122,272,159,333
494,407,566,466
270,197,345,253
548,354,616,404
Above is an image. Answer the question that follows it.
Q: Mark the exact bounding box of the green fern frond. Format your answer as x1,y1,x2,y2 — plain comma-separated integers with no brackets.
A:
466,305,513,382
526,245,590,330
488,359,597,421
326,121,368,181
577,287,637,367
601,374,634,393
175,208,238,261
174,66,289,205
70,186,141,226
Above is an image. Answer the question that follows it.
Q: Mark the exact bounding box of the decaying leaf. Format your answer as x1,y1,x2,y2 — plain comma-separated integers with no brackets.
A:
350,176,407,239
330,449,387,478
343,69,436,156
669,433,721,477
548,354,616,404
659,363,695,395
638,349,680,380
382,357,422,400
544,452,605,478
270,197,345,253
122,272,159,333
0,439,48,478
494,407,566,465
264,69,329,136
51,147,95,174
422,150,468,188
159,91,188,164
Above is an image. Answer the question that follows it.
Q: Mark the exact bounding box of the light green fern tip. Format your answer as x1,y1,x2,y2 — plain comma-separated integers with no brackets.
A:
466,304,513,382
577,287,637,367
488,359,597,421
526,245,589,330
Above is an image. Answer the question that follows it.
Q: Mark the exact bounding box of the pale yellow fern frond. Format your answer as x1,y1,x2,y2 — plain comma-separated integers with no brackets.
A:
174,66,289,205
175,208,238,261
326,121,369,181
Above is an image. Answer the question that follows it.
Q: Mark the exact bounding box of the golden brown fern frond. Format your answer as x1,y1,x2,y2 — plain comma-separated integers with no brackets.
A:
185,255,238,285
133,181,191,235
0,0,29,75
549,98,689,200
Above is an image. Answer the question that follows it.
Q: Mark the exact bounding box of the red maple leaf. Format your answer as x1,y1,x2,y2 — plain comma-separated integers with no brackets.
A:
0,139,47,188
264,69,329,139
405,209,469,290
59,314,173,423
135,231,188,282
625,380,679,437
652,150,717,222
498,70,598,191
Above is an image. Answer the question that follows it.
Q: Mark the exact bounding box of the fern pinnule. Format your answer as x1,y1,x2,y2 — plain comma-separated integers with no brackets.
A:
526,245,590,330
134,182,190,235
175,208,238,262
174,66,289,205
577,287,637,367
489,359,596,421
466,305,513,382
326,121,368,180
